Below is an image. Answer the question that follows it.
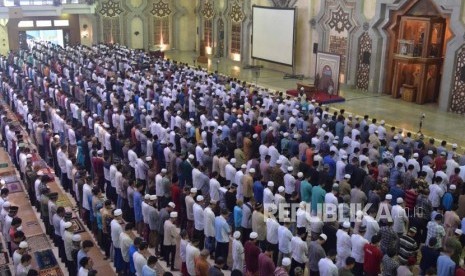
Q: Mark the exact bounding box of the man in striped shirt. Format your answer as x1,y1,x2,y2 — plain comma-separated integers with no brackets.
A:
398,227,419,264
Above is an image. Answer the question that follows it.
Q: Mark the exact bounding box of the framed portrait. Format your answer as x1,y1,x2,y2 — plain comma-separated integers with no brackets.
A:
315,52,341,96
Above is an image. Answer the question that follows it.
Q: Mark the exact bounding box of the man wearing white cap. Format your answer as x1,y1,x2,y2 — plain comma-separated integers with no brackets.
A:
110,209,124,273
225,158,237,185
263,181,275,204
164,211,179,271
242,168,255,202
283,166,295,201
13,241,28,271
336,221,352,268
63,221,76,273
392,198,408,235
232,231,244,271
407,152,421,178
193,195,205,250
204,200,217,258
185,188,196,238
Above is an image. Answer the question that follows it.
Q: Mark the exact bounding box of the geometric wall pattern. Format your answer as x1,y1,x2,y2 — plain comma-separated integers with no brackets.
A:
328,7,353,34
356,32,372,91
329,35,348,75
450,46,465,114
99,0,123,17
151,0,172,18
201,0,215,20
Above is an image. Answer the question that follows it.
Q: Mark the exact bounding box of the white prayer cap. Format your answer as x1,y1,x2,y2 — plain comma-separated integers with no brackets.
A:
168,202,176,208
190,188,198,193
144,194,151,200
19,241,28,249
252,134,258,139
267,181,274,187
283,132,289,137
393,135,399,140
170,212,178,218
276,159,283,165
455,229,463,235
233,231,241,239
114,209,123,216
54,135,60,139
72,234,82,242
196,195,204,202
241,164,247,169
230,158,236,164
344,174,351,179
452,144,458,148
399,149,404,154
413,153,419,158
97,150,103,155
319,234,328,241
249,232,258,239
282,258,291,266
150,195,157,201
428,150,433,155
188,154,195,160
385,194,392,200
297,172,303,178
249,168,256,173
397,198,404,204
161,168,167,173
64,222,73,229
278,186,285,193
287,166,293,172
342,221,351,229
380,120,385,125
203,148,209,152
450,185,457,190
146,157,152,162
26,154,32,159
0,180,4,186
341,155,348,160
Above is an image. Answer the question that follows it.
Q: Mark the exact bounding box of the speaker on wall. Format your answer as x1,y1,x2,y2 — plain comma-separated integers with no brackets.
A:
313,43,318,54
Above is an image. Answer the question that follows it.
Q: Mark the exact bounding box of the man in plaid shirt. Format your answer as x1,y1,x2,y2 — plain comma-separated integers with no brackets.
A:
426,213,446,249
379,219,399,254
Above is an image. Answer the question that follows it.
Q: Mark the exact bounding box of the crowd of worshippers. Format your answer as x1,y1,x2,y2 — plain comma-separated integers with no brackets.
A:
1,40,465,276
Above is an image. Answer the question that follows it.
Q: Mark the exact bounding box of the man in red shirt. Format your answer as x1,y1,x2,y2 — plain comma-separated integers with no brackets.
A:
244,232,261,275
363,234,383,276
258,245,276,276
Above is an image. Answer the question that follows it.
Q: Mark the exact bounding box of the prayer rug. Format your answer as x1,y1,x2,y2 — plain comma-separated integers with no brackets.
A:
27,234,51,253
34,249,58,270
38,266,64,276
6,181,23,194
70,217,86,234
56,194,72,208
1,174,18,183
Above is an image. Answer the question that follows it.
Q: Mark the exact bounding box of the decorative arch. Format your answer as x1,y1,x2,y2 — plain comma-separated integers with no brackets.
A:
150,0,172,47
450,46,465,113
315,0,360,81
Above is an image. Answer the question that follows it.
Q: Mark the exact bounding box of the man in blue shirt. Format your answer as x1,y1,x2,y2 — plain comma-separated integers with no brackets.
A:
133,182,144,235
215,208,231,270
323,151,337,178
253,180,264,204
437,248,456,276
129,237,142,275
76,240,94,273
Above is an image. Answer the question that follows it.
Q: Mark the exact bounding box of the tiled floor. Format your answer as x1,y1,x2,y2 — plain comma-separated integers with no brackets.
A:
165,50,465,148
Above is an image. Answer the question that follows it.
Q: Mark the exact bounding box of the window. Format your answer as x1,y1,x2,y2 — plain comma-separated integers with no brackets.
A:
204,19,212,47
54,20,69,27
18,21,34,28
102,17,120,44
36,20,52,27
153,17,170,45
231,22,241,54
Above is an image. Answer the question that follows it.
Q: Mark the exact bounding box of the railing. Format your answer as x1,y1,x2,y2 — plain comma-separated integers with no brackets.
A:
2,0,92,6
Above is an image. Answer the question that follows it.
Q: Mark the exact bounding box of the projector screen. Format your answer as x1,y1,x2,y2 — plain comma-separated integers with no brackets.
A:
252,6,296,66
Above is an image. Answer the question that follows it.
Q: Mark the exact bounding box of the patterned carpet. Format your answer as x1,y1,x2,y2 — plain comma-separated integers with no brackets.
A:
34,249,58,270
6,181,23,194
27,234,51,253
56,194,72,208
1,174,18,184
38,266,64,276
